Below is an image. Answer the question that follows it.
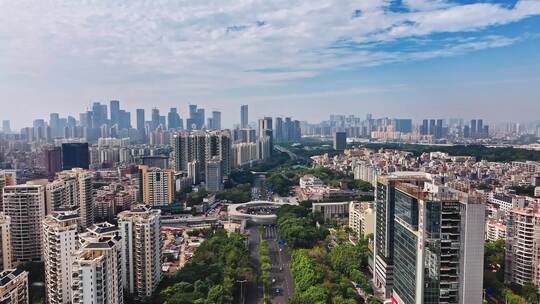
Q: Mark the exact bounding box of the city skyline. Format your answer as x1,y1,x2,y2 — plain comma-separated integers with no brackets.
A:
1,0,540,128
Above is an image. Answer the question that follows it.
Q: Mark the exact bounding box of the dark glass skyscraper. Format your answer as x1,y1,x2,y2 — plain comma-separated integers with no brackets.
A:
62,143,89,170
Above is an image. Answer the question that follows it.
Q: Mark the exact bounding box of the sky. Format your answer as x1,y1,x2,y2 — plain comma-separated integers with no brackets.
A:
0,0,539,129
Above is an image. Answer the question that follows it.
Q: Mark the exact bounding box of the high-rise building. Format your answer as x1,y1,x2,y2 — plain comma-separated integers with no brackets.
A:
43,146,63,177
151,108,160,131
167,108,180,130
470,119,477,138
505,207,540,289
421,119,429,135
172,130,232,180
62,143,89,170
139,166,174,206
258,117,273,138
0,268,29,304
1,120,10,134
110,100,120,126
333,131,347,150
211,111,221,130
240,105,249,129
374,172,429,298
390,180,484,304
3,182,46,263
43,210,79,304
0,214,12,271
274,117,283,143
53,169,94,229
118,205,162,300
205,158,222,192
92,102,108,128
136,109,146,142
71,223,124,304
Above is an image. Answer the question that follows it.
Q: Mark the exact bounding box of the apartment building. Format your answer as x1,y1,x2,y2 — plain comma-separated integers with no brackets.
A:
42,210,79,304
3,183,46,263
71,223,124,304
118,205,162,300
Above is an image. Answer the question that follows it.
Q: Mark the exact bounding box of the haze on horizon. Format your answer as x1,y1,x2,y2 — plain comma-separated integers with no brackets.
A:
1,0,540,129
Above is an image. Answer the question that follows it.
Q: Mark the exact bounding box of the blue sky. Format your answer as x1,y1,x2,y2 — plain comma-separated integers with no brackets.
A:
0,0,539,128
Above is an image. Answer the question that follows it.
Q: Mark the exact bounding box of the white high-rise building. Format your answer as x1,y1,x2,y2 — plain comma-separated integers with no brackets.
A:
43,210,79,304
205,158,222,192
71,223,124,304
3,183,46,264
0,214,12,270
0,268,29,304
53,169,94,229
118,205,162,300
505,206,540,289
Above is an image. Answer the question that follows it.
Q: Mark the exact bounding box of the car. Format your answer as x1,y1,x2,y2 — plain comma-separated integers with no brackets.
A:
275,288,282,295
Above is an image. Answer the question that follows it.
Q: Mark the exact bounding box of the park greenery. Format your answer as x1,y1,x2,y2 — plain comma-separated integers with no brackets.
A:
364,143,540,162
158,230,254,304
289,239,380,304
276,205,328,248
267,165,374,197
276,204,381,304
216,183,252,203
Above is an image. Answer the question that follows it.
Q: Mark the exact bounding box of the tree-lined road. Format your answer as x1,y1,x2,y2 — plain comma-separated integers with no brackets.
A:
263,225,294,304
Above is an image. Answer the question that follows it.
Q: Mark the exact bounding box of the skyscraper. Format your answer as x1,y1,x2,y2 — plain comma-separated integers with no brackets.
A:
118,205,162,300
3,182,46,263
390,179,484,304
151,108,160,131
274,117,283,143
62,143,89,170
168,108,181,130
240,105,248,128
470,119,477,138
136,108,146,142
110,100,120,125
374,172,429,298
211,111,221,130
333,131,347,150
43,210,79,304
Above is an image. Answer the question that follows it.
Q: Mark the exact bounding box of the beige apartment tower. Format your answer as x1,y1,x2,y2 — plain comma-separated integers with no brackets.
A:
118,205,162,300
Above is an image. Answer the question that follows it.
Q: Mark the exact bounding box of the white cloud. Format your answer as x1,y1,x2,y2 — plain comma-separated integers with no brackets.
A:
0,0,538,90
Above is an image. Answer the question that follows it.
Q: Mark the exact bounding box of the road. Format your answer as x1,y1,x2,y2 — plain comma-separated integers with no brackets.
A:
275,145,299,160
245,225,263,304
262,225,295,304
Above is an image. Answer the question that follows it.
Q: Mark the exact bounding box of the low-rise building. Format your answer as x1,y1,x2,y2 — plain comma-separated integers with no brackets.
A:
312,202,350,220
349,202,374,238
